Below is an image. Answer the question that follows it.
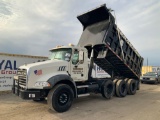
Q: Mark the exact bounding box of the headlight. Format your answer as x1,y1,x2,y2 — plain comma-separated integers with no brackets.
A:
34,82,50,87
14,76,18,80
150,78,156,80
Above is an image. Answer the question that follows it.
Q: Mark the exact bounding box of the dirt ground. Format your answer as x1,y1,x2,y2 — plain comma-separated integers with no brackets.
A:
0,84,160,120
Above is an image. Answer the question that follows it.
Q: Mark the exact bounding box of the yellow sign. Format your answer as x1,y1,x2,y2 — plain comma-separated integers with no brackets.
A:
141,66,152,75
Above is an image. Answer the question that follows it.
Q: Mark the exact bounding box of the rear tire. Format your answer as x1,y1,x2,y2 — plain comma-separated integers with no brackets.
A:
127,79,137,95
116,80,127,97
113,79,118,96
101,80,114,99
124,78,129,83
47,84,74,113
113,79,118,84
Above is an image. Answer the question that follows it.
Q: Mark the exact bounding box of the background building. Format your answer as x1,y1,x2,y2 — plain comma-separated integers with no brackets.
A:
141,66,160,75
0,53,47,91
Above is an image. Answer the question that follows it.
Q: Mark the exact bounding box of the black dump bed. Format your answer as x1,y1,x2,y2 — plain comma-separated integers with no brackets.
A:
77,4,143,79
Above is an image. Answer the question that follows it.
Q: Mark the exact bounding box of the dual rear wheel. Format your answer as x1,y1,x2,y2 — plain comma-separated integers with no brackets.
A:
113,79,137,97
113,78,139,97
101,80,115,99
100,78,138,99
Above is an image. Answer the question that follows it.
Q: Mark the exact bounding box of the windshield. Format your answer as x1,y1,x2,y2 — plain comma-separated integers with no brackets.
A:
49,48,72,61
144,72,157,76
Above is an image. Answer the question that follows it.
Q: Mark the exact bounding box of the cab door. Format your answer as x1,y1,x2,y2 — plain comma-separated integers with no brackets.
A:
70,49,87,81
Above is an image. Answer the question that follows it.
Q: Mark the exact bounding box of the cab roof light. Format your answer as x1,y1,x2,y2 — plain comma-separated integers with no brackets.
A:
69,43,75,47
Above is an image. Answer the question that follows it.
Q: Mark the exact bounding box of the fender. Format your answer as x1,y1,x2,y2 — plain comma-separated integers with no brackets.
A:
47,74,77,98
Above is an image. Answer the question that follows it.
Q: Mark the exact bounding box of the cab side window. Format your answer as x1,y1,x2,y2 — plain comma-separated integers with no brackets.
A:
72,51,79,65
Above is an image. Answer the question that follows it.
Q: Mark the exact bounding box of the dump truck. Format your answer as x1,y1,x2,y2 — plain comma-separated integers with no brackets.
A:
12,4,143,112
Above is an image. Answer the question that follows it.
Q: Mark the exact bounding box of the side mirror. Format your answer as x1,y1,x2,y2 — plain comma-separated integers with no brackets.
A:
79,51,84,61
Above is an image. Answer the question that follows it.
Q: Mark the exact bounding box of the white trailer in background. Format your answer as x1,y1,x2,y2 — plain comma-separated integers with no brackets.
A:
0,53,47,91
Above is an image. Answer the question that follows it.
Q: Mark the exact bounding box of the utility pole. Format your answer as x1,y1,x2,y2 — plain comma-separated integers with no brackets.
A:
147,58,149,72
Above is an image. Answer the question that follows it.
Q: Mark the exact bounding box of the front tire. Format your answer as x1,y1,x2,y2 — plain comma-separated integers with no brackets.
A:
47,84,74,113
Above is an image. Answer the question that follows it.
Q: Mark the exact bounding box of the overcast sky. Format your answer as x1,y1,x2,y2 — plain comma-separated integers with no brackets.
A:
0,0,160,66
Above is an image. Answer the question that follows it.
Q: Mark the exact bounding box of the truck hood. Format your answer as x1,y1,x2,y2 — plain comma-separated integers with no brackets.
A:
19,60,70,89
19,60,67,70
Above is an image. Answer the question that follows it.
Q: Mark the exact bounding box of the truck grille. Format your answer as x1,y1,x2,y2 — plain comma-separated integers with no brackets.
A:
17,68,27,87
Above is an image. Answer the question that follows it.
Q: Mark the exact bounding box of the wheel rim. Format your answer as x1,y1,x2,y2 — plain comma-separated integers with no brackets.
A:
58,92,69,106
106,84,113,94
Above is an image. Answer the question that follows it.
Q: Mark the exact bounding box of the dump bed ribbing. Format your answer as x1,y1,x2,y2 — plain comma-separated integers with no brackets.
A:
77,4,143,79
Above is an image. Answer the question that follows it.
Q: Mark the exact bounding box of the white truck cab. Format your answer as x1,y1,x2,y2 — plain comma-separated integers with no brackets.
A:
19,45,88,89
13,45,94,112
